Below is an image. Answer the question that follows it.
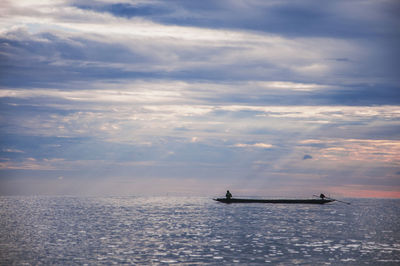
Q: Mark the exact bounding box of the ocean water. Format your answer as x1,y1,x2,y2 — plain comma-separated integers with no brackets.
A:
0,196,399,265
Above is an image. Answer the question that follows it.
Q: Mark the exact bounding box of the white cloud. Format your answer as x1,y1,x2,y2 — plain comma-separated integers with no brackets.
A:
234,143,273,149
2,148,25,153
252,81,329,91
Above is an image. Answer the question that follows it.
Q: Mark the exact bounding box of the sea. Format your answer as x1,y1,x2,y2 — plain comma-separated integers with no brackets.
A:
0,196,399,265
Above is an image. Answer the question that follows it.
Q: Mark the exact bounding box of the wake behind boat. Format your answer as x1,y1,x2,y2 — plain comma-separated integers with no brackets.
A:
214,198,334,204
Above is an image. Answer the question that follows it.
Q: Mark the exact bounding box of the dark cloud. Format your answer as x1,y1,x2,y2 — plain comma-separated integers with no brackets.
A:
75,3,171,18
2,26,398,105
303,155,312,160
72,0,400,39
0,31,160,87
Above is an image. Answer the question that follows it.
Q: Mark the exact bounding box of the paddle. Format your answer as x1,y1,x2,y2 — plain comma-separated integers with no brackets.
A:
313,195,350,205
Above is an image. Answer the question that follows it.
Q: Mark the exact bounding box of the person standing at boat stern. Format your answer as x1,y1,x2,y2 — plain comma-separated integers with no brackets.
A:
226,190,232,200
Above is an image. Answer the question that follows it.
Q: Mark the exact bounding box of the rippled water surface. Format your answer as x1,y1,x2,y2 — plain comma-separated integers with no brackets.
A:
1,196,399,265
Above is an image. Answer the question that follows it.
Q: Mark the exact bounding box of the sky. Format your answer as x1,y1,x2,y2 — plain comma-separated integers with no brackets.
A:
0,0,399,197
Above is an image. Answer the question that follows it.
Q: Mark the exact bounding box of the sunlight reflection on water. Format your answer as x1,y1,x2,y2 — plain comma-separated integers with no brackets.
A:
0,196,399,264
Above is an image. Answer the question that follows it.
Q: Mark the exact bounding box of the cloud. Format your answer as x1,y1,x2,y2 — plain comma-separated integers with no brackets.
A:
287,136,400,163
75,2,171,19
2,148,24,153
1,7,386,89
234,143,273,149
0,0,399,197
70,0,399,40
2,25,397,104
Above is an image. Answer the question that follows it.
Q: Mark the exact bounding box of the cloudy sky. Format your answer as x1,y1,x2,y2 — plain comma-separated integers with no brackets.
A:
0,0,399,197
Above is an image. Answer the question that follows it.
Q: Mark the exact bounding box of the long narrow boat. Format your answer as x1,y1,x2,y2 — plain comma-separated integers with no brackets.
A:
214,198,334,204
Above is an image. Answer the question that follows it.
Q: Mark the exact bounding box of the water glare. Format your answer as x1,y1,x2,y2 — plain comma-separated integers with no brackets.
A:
0,196,399,264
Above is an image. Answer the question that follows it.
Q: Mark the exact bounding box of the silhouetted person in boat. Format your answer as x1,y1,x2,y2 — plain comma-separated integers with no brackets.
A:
226,190,232,200
320,193,326,199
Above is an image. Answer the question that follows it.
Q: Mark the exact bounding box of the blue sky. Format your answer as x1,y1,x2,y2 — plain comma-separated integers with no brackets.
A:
0,0,399,197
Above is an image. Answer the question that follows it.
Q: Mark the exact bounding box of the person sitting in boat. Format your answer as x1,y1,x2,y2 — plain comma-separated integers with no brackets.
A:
320,193,326,199
226,190,232,200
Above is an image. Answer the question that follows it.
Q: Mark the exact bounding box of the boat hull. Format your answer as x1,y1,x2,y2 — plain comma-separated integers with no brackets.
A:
215,198,334,204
